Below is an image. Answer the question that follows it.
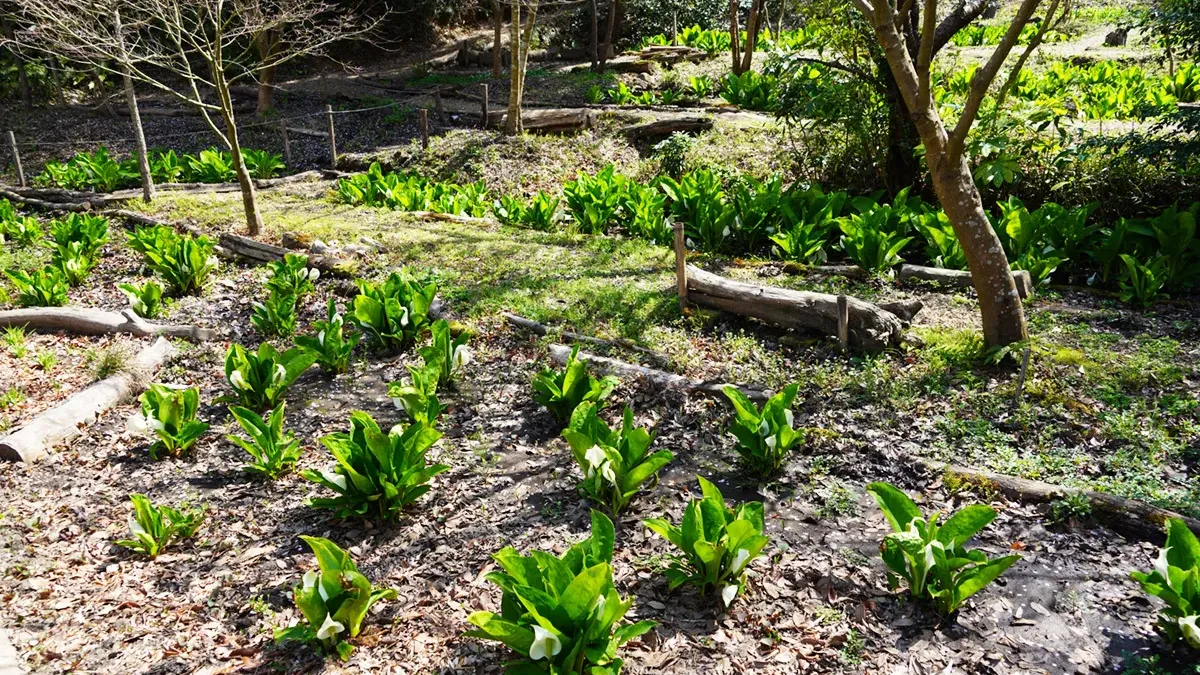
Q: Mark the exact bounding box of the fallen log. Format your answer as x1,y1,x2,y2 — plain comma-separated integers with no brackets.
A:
686,265,904,350
569,55,656,74
0,307,215,341
504,312,668,366
928,460,1200,541
217,232,358,278
548,343,771,401
876,299,924,324
0,188,91,212
486,107,596,133
781,263,869,279
621,115,713,141
899,264,1034,299
0,337,176,463
402,211,498,227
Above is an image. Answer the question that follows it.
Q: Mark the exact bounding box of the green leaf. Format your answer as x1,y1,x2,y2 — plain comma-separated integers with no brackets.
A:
560,563,611,624
937,504,996,546
867,482,922,532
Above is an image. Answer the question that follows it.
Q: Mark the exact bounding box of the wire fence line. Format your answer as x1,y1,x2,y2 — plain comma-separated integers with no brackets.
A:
6,100,407,150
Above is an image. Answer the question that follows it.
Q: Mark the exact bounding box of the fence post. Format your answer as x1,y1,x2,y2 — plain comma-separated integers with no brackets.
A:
837,294,849,351
673,220,687,312
418,109,429,151
7,131,24,188
279,121,291,168
480,84,489,129
325,104,337,169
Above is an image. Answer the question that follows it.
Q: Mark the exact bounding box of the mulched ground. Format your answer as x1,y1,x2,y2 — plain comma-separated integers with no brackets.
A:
0,211,1195,674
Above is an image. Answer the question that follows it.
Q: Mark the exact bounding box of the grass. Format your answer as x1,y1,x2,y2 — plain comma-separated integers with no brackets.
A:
85,345,132,381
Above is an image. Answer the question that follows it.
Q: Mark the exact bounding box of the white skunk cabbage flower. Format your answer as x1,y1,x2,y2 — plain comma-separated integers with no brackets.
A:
600,461,617,485
307,268,320,281
1179,615,1200,648
758,419,770,437
316,330,326,344
584,446,606,473
206,256,219,269
1154,546,1172,581
730,548,750,575
147,417,166,433
302,570,319,592
765,436,777,450
722,226,731,238
399,306,410,327
316,614,345,641
272,363,287,385
230,370,250,390
127,515,146,537
784,409,794,428
452,344,473,370
320,470,347,491
126,413,151,436
528,626,562,661
721,584,739,607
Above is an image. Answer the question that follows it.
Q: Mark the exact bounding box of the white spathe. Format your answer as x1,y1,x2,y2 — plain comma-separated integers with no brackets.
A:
452,344,473,370
127,515,146,537
721,584,739,607
528,625,562,661
126,413,151,436
321,470,348,490
230,370,250,390
1154,546,1172,582
1179,614,1199,648
316,613,345,640
584,445,606,472
730,548,750,574
272,364,287,385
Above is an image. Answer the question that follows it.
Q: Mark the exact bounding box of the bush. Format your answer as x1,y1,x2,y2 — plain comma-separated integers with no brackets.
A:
301,411,447,520
115,494,205,558
561,403,673,515
221,343,317,411
349,271,438,352
227,403,303,479
126,225,216,296
125,384,210,459
5,267,70,307
723,383,804,477
532,345,619,424
1130,518,1200,649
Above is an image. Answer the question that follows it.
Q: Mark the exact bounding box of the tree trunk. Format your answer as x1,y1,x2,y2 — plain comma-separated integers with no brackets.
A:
114,8,154,203
881,65,921,195
492,0,504,78
505,2,522,135
598,0,619,73
217,81,263,235
930,154,1028,346
257,65,277,115
729,0,742,75
739,0,765,74
589,0,600,71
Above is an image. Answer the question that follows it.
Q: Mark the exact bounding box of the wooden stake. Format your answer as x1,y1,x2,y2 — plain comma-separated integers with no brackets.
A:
480,84,489,129
836,294,849,351
673,220,688,311
434,88,447,127
279,121,291,167
1015,344,1031,400
325,104,337,168
418,109,429,151
7,131,24,188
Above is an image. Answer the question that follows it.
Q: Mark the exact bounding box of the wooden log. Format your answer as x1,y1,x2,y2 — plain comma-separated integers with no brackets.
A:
548,343,771,401
419,109,429,150
217,232,358,278
0,336,176,463
876,298,924,323
569,55,655,74
486,107,595,133
621,115,713,141
0,188,90,212
673,221,687,312
0,307,214,341
928,460,1200,541
283,126,327,138
899,264,1034,299
685,265,904,350
503,312,668,366
402,210,498,226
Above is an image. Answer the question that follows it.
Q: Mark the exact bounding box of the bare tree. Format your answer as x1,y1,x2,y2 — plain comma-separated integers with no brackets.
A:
491,0,504,78
505,0,537,135
596,0,619,73
253,26,281,115
851,0,1050,346
737,0,767,75
14,0,374,236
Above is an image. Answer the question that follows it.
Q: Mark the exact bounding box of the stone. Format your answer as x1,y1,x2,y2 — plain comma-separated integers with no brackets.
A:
1104,28,1128,47
280,230,314,250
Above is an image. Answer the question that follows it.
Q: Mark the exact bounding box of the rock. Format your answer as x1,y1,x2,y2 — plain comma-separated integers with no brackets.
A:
280,230,314,250
341,243,371,257
310,239,329,254
1104,28,1128,46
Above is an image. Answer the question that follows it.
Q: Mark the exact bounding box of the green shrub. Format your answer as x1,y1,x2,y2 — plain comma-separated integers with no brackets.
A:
118,280,165,319
867,481,1021,615
126,225,216,295
1130,518,1200,650
301,411,447,520
242,149,286,179
660,169,732,252
296,299,361,375
251,290,299,337
126,384,210,459
643,476,769,607
275,536,397,660
5,267,70,307
1119,254,1171,307
227,402,302,479
532,346,619,424
562,402,673,515
115,494,205,558
419,319,471,387
349,271,438,352
0,214,44,246
720,71,779,111
466,510,656,674
722,383,804,477
265,253,319,298
564,165,628,235
838,211,913,274
221,342,317,411
388,362,446,427
185,149,236,183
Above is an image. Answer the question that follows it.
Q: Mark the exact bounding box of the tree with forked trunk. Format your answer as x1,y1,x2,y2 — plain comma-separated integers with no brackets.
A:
11,0,376,236
850,0,1053,346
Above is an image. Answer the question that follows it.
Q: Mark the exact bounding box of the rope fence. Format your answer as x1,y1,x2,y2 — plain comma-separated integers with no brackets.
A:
2,91,491,187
